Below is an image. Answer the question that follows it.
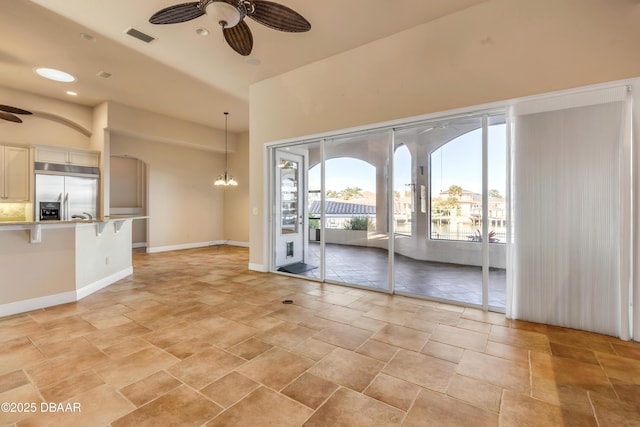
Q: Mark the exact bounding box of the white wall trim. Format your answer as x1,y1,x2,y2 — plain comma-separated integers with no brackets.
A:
132,242,147,249
249,263,267,272
0,266,133,318
76,267,133,300
226,240,250,248
146,241,225,253
0,291,77,318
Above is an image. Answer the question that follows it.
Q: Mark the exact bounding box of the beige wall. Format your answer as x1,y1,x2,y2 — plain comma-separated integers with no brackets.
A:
248,0,640,268
110,133,226,250
224,131,250,244
0,228,75,304
75,221,132,289
106,102,235,152
0,87,92,148
0,87,251,252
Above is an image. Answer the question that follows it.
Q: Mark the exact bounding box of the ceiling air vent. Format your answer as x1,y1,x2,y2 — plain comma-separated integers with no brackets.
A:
125,27,155,43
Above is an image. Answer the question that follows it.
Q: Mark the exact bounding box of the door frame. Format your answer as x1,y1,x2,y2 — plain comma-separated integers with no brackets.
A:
272,148,308,269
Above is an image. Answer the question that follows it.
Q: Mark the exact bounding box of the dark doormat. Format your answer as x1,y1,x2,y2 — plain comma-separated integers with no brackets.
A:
278,262,318,274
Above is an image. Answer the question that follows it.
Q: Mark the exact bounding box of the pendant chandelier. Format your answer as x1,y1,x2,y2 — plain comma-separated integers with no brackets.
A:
214,111,237,187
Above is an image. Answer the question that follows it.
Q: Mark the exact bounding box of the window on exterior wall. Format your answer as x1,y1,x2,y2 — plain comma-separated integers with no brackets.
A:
310,157,376,230
429,123,506,242
394,144,412,236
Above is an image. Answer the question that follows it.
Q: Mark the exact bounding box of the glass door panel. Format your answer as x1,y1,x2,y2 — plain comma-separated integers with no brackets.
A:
487,116,507,310
274,150,304,268
394,117,485,305
324,131,390,291
273,142,322,279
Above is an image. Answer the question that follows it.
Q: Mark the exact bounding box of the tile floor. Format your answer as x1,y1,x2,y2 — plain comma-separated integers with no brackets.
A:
1,245,640,426
302,243,506,308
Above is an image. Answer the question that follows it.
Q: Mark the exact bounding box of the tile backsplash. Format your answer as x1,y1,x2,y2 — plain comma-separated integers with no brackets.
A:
0,203,27,221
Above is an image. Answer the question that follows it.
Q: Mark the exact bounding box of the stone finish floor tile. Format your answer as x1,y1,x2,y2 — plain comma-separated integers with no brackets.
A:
166,346,245,390
446,373,502,413
404,388,498,427
201,371,260,408
1,246,639,425
364,373,422,411
383,349,456,392
457,350,531,394
304,387,404,426
371,323,429,352
119,370,182,407
282,372,339,409
112,385,222,426
237,347,315,391
312,323,372,351
500,390,597,427
207,387,312,427
531,351,617,398
309,347,384,392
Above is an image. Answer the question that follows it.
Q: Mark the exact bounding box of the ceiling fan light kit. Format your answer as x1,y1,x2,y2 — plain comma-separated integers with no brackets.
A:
150,0,311,56
206,1,242,28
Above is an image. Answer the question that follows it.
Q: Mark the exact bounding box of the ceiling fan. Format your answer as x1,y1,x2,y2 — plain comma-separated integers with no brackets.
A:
0,105,32,123
149,0,311,56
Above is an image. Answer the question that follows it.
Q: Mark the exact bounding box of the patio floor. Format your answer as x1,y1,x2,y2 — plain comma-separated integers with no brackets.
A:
293,243,506,309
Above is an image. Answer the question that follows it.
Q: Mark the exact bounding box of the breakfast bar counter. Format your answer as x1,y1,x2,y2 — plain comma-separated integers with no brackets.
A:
0,216,146,317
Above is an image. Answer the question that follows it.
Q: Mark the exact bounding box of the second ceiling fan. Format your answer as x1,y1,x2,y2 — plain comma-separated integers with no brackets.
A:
0,105,32,123
149,0,311,56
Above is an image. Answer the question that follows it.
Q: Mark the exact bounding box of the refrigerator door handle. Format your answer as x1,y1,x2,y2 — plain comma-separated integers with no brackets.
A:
64,193,69,221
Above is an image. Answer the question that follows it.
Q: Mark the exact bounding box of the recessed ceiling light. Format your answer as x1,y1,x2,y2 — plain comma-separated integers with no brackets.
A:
34,67,76,83
246,57,261,66
66,91,78,96
195,28,209,36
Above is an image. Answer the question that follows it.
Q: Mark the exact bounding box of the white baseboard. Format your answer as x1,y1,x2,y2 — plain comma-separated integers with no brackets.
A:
226,241,249,248
0,267,132,317
132,242,147,249
0,291,77,318
146,240,250,253
249,263,267,272
146,241,216,253
76,267,133,300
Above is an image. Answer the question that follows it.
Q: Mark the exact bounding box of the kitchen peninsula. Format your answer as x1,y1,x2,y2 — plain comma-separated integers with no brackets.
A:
0,216,144,317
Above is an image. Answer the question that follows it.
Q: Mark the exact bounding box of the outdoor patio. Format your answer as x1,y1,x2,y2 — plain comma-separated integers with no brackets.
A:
296,242,506,309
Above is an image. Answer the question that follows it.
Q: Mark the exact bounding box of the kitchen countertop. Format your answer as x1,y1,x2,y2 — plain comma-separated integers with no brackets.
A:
0,215,148,228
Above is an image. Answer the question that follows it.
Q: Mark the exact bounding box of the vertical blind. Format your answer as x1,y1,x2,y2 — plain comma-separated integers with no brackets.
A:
508,85,632,339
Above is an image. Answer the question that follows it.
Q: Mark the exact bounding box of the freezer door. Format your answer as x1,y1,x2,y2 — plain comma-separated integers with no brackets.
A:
65,176,98,220
35,174,64,221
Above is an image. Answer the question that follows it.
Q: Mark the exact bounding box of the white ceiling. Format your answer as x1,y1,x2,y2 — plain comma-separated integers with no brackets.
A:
0,0,486,132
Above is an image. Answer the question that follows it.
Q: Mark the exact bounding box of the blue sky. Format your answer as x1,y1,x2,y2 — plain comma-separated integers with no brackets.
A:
309,124,507,196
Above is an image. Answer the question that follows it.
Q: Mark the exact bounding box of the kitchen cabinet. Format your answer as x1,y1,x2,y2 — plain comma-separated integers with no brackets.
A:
0,144,30,201
35,146,99,167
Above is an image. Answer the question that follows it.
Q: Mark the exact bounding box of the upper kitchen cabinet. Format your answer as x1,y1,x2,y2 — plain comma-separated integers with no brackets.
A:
0,144,30,201
35,146,99,167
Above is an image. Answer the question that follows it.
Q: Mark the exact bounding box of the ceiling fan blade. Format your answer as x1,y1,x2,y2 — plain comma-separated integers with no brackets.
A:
248,1,311,32
0,111,23,123
149,2,204,24
223,20,253,56
0,105,32,115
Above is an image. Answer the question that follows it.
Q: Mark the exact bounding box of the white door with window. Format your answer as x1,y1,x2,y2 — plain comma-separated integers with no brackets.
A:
274,151,306,268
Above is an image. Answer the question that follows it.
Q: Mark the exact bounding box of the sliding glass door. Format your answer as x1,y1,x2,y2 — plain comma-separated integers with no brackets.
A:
323,131,391,291
271,112,508,309
392,115,507,309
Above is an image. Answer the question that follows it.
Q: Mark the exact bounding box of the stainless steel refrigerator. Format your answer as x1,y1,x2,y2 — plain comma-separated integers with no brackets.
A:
35,163,99,221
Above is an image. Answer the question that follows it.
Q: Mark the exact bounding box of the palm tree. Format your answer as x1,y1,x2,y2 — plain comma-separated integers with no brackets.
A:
448,185,463,197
